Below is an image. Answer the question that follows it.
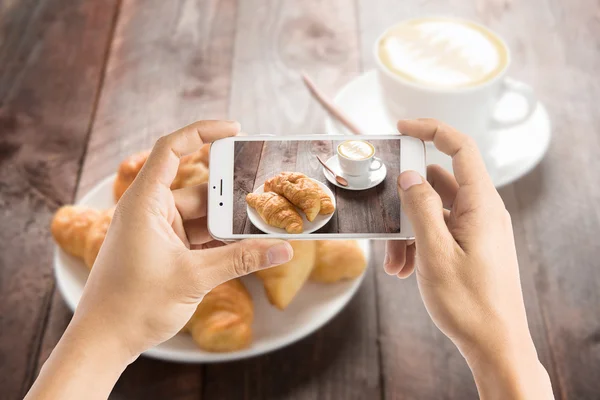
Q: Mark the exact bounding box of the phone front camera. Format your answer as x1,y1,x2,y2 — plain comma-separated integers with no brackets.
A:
219,202,223,206
213,186,216,189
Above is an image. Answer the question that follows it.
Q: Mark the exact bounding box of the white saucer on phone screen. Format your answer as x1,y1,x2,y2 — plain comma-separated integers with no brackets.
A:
247,178,335,234
53,175,368,363
323,154,387,190
325,70,552,188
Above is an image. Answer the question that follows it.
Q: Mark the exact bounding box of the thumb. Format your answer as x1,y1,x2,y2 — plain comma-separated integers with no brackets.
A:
398,170,452,251
191,239,293,287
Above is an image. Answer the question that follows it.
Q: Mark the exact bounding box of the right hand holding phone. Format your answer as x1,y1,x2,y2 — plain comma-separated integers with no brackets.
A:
386,119,553,399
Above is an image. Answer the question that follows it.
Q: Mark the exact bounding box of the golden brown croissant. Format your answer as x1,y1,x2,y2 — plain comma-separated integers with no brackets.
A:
114,151,150,202
246,192,303,233
264,172,321,221
83,208,115,269
51,206,102,258
277,172,335,215
310,240,367,283
255,241,317,309
185,279,253,352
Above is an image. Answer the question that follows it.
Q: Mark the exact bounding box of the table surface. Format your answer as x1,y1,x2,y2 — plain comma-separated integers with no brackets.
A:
233,139,401,234
1,0,599,399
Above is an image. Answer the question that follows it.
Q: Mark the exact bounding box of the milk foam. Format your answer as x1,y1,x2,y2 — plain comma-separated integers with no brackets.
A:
379,19,506,87
338,140,374,159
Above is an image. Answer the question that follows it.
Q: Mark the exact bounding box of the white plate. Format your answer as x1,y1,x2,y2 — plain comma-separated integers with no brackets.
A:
246,179,335,234
325,70,552,188
54,174,368,363
323,155,387,191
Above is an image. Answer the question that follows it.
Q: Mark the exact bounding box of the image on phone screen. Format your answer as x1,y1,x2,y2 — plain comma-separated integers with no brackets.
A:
233,138,401,235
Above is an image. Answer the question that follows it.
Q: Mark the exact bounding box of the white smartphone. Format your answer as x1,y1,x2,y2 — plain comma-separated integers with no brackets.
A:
208,135,425,240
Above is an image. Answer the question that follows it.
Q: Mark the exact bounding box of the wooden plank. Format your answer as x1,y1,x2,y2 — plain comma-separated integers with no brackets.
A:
77,0,239,194
204,0,380,397
233,141,264,234
355,0,564,398
35,0,240,398
504,0,600,396
0,0,119,397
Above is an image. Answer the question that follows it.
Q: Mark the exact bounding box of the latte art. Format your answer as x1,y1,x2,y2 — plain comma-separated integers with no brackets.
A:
338,140,374,160
378,18,508,88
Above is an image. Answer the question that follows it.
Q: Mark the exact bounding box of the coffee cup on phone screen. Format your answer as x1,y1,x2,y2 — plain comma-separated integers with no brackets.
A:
337,140,383,177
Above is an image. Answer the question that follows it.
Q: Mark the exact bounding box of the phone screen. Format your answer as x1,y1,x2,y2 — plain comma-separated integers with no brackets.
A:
233,138,401,235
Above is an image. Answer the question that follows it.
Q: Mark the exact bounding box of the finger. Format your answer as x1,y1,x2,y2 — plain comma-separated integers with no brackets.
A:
397,242,416,279
383,240,407,275
173,183,208,220
191,239,293,287
183,217,212,245
398,170,454,252
427,164,459,208
397,119,491,188
137,120,240,190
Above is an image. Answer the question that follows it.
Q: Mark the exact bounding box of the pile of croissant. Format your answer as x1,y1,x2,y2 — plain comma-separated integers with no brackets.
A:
246,172,335,233
51,147,366,353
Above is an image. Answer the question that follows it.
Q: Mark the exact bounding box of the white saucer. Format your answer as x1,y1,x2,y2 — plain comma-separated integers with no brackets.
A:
54,175,367,363
323,155,387,190
325,70,552,188
247,179,335,234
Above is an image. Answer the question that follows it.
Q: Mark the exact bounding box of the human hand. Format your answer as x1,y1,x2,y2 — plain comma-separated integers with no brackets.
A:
70,120,293,362
384,119,553,399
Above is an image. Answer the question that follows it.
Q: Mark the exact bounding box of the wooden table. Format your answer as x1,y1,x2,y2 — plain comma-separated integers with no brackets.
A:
1,0,598,398
234,139,401,234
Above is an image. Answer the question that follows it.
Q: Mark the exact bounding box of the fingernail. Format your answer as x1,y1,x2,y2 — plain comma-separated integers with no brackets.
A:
267,242,293,265
383,252,390,266
398,171,423,191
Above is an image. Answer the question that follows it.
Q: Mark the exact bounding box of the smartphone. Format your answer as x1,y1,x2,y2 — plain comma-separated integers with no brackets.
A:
208,135,425,240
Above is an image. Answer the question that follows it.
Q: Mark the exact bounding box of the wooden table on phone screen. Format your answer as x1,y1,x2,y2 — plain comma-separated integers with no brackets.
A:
234,139,401,234
1,0,598,399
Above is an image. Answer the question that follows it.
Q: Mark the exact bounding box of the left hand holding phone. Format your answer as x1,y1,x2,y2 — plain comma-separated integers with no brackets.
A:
26,120,293,400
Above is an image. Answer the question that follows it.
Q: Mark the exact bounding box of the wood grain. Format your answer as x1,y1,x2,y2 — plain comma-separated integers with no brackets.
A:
203,0,380,397
355,0,561,398
233,141,264,233
0,0,119,396
34,0,240,398
503,0,600,397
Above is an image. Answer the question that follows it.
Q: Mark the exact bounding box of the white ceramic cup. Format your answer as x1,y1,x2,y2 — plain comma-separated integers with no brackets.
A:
374,18,537,168
337,140,383,176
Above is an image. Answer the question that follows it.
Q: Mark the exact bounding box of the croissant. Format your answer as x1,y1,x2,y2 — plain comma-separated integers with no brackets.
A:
185,279,253,352
255,240,317,309
246,192,303,233
264,172,321,221
310,240,367,283
114,151,150,202
274,172,334,215
83,208,115,269
51,206,102,258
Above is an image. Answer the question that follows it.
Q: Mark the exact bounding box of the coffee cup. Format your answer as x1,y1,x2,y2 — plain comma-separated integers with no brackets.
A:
374,17,537,166
337,140,383,176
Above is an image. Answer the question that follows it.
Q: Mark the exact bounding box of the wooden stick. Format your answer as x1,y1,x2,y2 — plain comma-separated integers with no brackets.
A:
301,72,364,135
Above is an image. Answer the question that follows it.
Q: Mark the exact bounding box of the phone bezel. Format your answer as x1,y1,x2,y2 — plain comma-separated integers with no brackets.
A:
208,134,425,240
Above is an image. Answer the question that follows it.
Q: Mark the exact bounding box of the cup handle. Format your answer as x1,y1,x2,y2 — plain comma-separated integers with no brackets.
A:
370,157,383,171
490,77,537,130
